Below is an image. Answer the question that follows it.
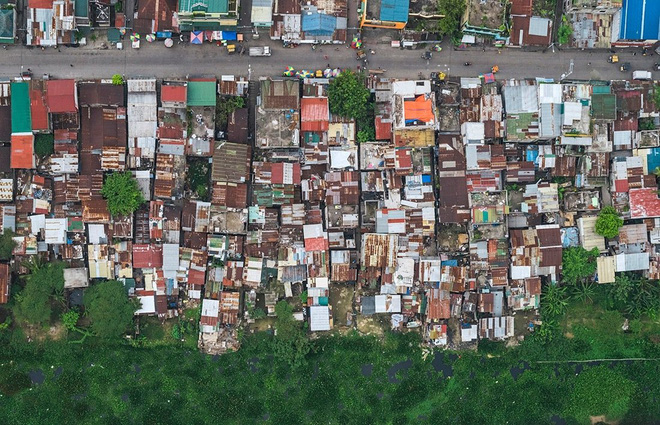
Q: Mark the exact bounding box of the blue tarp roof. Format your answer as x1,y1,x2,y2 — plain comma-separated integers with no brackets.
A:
647,147,660,175
379,0,409,23
302,13,336,35
620,0,660,40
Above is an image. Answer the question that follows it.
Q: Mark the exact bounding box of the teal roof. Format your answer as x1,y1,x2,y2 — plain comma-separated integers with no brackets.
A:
0,9,14,42
592,85,611,94
187,81,217,106
74,0,88,18
11,82,31,133
178,22,236,31
379,0,409,23
179,0,228,13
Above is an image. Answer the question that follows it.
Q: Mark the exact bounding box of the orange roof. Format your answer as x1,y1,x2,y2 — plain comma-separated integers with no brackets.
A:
375,116,392,141
301,97,329,132
29,0,53,8
10,134,35,169
46,80,77,113
30,89,49,131
404,95,434,124
161,85,187,103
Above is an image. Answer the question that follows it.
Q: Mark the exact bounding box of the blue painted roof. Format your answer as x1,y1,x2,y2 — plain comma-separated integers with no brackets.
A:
620,0,660,40
302,13,336,35
379,0,409,23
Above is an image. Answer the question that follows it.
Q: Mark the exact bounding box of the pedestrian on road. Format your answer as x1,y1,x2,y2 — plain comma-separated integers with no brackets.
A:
324,55,328,60
70,64,74,67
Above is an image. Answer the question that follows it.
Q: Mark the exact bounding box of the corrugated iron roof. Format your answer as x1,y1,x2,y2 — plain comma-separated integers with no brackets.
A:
10,134,35,169
46,79,77,113
301,97,329,132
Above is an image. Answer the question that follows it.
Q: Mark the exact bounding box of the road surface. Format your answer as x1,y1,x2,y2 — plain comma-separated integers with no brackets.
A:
2,37,659,81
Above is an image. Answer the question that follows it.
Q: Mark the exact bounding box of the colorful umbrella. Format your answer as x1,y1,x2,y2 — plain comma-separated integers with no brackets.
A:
323,68,332,77
283,66,295,76
119,28,126,35
164,38,173,48
146,34,155,42
332,68,341,77
129,33,140,41
300,70,312,78
350,35,362,49
190,31,203,45
483,73,496,84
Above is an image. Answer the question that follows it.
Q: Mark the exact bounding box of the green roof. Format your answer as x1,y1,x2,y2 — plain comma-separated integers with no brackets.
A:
179,0,228,13
178,22,236,31
11,82,31,133
591,93,616,120
591,85,611,94
187,81,217,106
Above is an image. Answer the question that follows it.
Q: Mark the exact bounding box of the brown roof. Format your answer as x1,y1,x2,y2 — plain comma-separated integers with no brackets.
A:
0,106,10,142
212,181,248,208
261,79,299,110
0,263,9,304
211,142,251,184
82,199,111,223
227,108,249,143
426,288,450,320
78,81,125,106
134,0,176,33
554,155,577,177
80,106,127,151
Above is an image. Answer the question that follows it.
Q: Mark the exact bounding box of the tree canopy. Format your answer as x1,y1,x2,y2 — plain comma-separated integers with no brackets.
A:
0,229,17,260
112,74,124,86
609,273,660,317
327,71,370,121
562,246,599,285
436,0,466,36
101,171,145,216
273,300,310,368
84,280,139,339
595,206,623,238
557,16,573,45
34,133,54,158
568,366,635,422
14,261,66,325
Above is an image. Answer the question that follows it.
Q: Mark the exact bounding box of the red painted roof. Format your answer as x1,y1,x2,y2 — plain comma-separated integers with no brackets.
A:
188,269,206,285
510,0,532,15
631,188,660,219
375,116,392,141
46,80,77,113
30,89,49,131
132,244,164,268
615,179,629,193
305,236,329,252
271,162,301,185
161,85,187,103
10,134,35,169
301,97,329,132
29,0,53,8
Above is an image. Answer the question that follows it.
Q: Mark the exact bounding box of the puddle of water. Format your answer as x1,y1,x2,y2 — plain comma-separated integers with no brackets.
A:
574,364,583,375
376,392,384,399
133,364,141,374
72,393,87,401
431,352,453,378
29,369,45,385
510,361,530,381
337,403,344,410
387,359,412,384
262,414,270,421
121,393,129,402
550,415,567,425
248,357,259,373
53,366,63,380
361,364,373,377
212,355,219,362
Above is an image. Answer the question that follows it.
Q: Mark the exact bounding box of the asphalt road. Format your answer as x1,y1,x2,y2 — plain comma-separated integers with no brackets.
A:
2,37,659,81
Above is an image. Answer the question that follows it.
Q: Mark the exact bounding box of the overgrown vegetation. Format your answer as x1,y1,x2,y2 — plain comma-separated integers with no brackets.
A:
101,171,145,216
561,246,599,285
640,117,656,131
557,15,573,45
186,159,211,201
435,0,466,36
111,74,124,86
595,206,623,238
328,70,374,143
14,260,65,326
0,229,17,260
83,280,140,339
215,95,245,132
34,133,54,158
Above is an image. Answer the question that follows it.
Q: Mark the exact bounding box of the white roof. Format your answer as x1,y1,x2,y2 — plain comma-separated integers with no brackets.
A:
30,214,46,235
538,84,562,104
461,323,478,342
392,80,431,96
375,294,401,313
529,17,550,37
163,244,179,272
563,102,582,125
310,305,331,331
462,122,485,142
201,299,220,319
136,295,156,315
303,223,324,240
63,268,89,289
330,149,357,169
88,223,107,244
44,218,67,244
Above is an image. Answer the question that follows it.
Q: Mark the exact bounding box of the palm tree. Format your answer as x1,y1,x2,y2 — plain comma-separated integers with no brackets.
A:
541,284,568,318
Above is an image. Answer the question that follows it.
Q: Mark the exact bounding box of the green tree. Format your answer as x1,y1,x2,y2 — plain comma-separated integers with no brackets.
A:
34,133,54,158
640,118,656,131
273,300,310,368
567,366,634,422
594,206,623,238
101,171,145,216
609,273,660,318
436,0,466,37
653,85,660,108
557,16,573,45
541,284,568,318
328,70,370,121
13,261,66,325
84,280,139,339
112,74,124,85
0,229,16,260
562,246,599,285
